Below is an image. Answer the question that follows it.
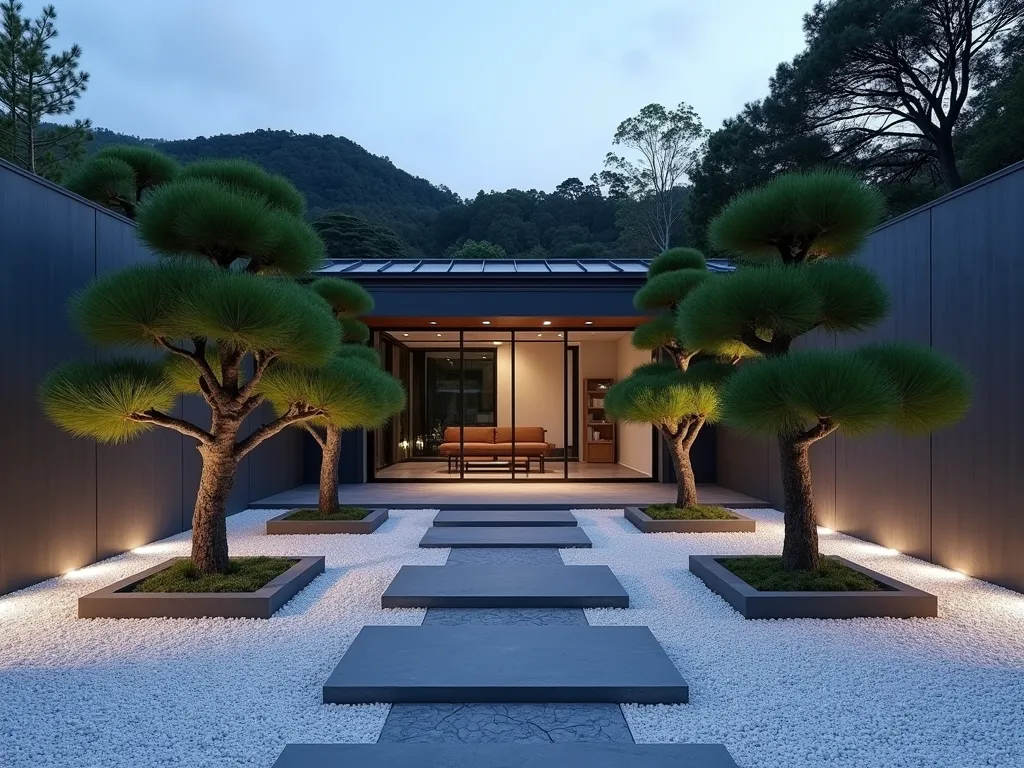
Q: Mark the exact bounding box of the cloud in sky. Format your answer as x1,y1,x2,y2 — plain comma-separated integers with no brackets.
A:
39,0,815,196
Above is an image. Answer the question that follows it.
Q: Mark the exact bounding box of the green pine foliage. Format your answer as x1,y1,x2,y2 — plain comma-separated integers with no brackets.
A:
721,349,901,437
65,156,135,211
178,159,306,217
65,145,179,218
339,317,370,345
136,173,324,274
648,247,706,277
39,358,178,443
311,278,375,317
804,259,890,331
856,343,972,434
709,171,884,262
336,343,381,367
631,316,678,350
633,269,709,311
258,356,406,430
70,262,339,367
678,265,823,351
606,361,732,428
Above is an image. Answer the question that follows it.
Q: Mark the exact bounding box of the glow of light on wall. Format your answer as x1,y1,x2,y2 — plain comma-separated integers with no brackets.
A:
64,562,117,580
132,542,179,556
817,527,834,535
878,548,900,556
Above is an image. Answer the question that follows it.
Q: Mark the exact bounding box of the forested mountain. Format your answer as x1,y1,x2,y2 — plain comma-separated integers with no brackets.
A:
79,126,459,218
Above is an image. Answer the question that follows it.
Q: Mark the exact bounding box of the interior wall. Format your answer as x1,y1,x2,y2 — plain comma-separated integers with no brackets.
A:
616,334,653,475
505,341,566,448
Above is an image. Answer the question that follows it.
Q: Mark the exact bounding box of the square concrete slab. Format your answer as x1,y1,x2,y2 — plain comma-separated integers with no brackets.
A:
689,555,939,619
322,625,688,704
266,508,387,534
432,509,578,527
381,565,629,608
420,526,592,548
274,743,738,767
625,507,756,534
77,557,325,619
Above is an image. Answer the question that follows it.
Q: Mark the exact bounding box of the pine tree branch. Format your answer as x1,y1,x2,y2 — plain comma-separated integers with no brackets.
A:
130,409,212,444
235,405,324,459
304,423,327,449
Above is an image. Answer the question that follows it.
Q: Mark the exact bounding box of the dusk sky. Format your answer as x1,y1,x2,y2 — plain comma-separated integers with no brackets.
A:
44,0,816,197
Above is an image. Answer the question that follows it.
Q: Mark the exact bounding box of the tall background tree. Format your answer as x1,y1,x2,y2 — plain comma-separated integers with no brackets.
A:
602,102,708,252
313,211,407,259
796,0,1024,191
0,0,89,180
679,171,970,571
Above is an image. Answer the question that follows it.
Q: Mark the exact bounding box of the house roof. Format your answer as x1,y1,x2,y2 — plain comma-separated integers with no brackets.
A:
313,258,733,276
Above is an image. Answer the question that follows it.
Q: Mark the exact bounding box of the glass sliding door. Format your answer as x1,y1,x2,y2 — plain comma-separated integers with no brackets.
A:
370,326,645,482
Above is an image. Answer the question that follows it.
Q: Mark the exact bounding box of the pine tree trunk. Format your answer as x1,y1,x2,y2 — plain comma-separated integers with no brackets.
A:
666,430,699,508
318,426,342,515
191,433,240,575
779,434,819,571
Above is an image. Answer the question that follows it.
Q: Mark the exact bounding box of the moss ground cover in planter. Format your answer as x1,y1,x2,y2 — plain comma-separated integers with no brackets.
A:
645,504,737,520
78,556,326,619
128,556,298,593
284,507,370,522
625,506,756,533
266,507,388,534
718,556,890,592
689,555,937,619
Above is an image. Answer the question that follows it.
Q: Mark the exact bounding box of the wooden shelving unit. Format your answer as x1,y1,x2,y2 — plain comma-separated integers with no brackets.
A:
584,378,615,463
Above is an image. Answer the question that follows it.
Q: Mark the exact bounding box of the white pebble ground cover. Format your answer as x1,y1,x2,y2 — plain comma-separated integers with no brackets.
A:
0,508,446,768
563,508,1024,768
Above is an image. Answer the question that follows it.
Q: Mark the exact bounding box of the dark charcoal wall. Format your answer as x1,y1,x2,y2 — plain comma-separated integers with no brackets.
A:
716,160,1024,593
0,161,304,596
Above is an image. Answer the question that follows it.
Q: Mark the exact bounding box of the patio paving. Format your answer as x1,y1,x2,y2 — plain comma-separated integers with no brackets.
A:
381,564,629,608
250,481,766,509
420,525,593,548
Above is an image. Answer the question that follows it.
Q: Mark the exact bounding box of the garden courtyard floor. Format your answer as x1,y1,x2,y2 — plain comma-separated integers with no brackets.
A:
1,507,1023,768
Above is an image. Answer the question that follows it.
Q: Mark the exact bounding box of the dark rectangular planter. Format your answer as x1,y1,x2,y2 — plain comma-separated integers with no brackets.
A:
266,508,387,535
689,555,938,619
78,556,325,619
626,507,756,533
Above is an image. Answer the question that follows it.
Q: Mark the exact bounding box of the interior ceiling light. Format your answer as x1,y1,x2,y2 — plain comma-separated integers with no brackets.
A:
492,340,502,345
436,333,442,337
537,333,543,337
584,321,593,325
403,333,409,337
557,333,563,337
542,320,552,326
482,320,491,325
429,321,437,325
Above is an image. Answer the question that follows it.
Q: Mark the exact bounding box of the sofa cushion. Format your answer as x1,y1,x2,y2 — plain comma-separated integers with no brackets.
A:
439,442,504,456
494,427,546,443
492,442,551,456
442,426,496,444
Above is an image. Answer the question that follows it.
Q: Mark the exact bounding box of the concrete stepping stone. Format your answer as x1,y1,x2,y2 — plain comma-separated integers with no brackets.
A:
322,625,688,704
432,508,578,527
420,525,592,548
382,564,629,608
274,743,739,767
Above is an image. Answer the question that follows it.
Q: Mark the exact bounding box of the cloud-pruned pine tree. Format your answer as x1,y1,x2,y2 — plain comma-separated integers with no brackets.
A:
259,278,406,516
40,160,340,575
678,170,971,571
605,248,747,509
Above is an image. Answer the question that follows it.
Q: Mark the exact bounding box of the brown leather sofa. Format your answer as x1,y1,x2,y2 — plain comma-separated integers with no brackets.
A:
439,426,552,473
